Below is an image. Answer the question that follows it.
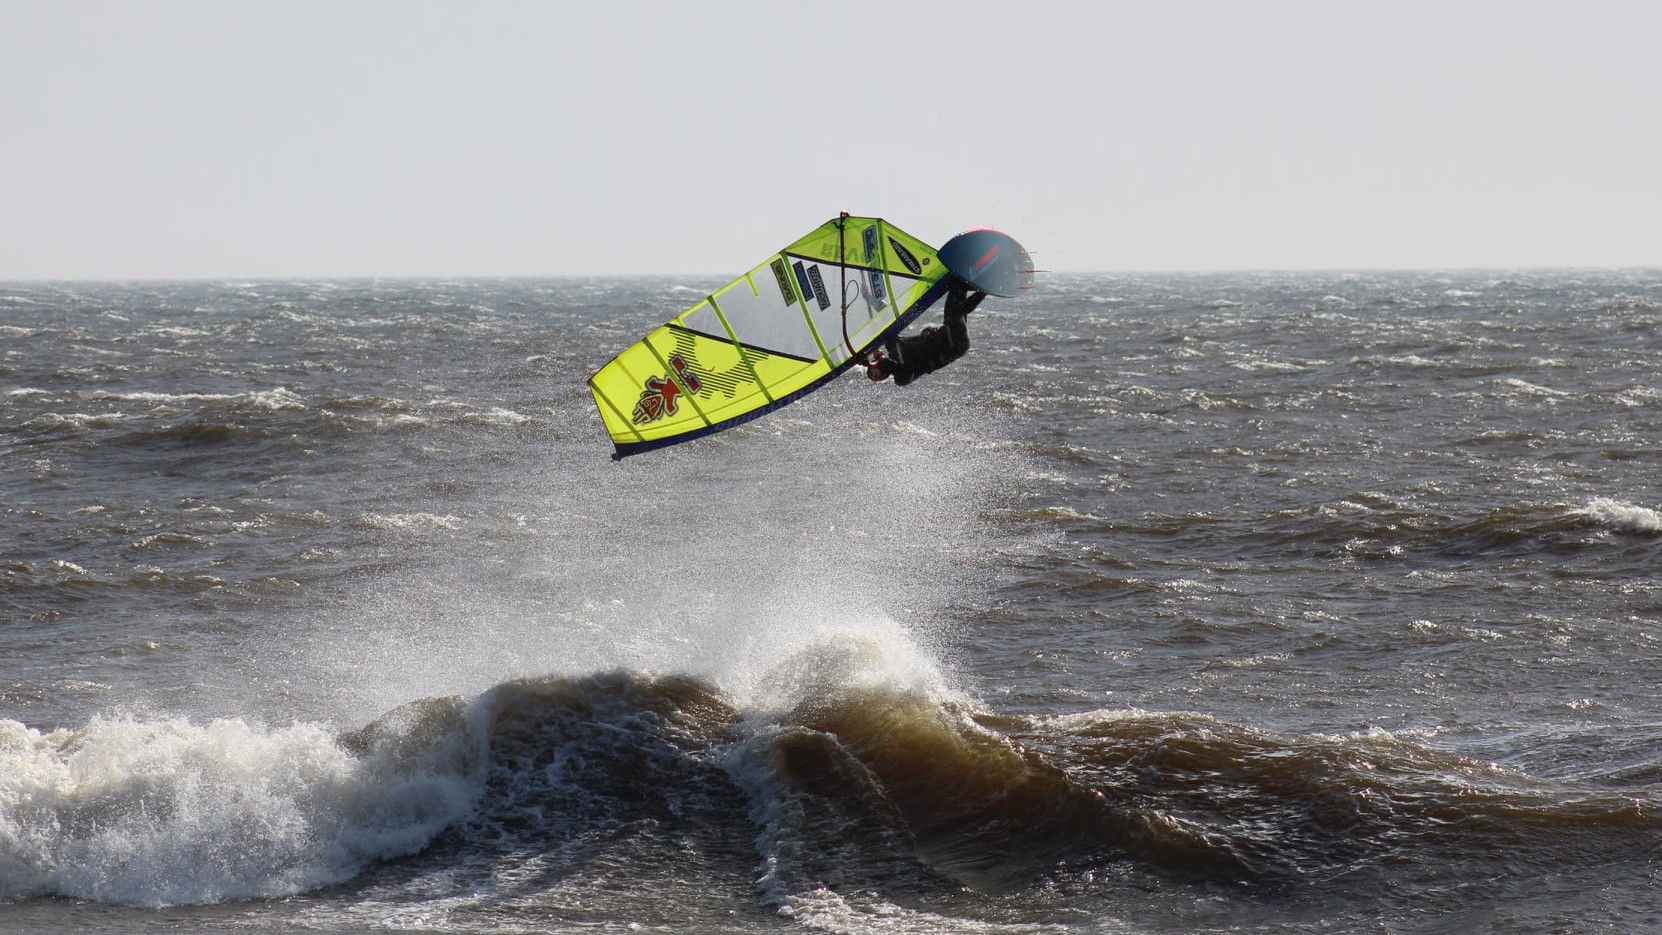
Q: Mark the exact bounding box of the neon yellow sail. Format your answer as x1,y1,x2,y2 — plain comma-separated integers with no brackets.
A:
589,216,950,459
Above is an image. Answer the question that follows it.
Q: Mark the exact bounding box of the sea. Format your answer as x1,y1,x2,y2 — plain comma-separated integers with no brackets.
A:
2,271,1660,934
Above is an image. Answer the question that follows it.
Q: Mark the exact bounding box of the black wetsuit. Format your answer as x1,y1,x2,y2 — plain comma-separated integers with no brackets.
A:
881,281,985,386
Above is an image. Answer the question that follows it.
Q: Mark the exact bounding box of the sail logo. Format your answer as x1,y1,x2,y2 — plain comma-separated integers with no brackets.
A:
769,258,796,306
632,354,702,424
794,261,833,311
791,261,816,309
863,227,886,311
804,264,831,311
888,237,922,275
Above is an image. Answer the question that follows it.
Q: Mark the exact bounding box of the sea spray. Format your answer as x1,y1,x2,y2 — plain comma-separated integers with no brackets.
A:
283,384,1013,728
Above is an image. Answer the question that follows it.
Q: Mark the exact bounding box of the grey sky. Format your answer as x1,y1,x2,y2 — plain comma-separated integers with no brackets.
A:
3,1,1657,279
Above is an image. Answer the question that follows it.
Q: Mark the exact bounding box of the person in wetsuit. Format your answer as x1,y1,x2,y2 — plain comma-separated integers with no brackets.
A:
865,278,987,386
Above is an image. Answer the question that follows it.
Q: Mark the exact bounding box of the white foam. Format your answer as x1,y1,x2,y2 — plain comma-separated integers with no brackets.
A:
733,618,961,717
90,390,237,404
1022,506,1105,522
1229,358,1309,373
1499,378,1570,398
22,411,133,430
460,406,532,426
1583,497,1662,533
0,714,477,905
1615,386,1662,407
85,388,306,410
249,387,306,410
353,512,464,531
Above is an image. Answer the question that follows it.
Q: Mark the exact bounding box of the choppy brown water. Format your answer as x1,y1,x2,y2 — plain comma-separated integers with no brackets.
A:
3,272,1661,933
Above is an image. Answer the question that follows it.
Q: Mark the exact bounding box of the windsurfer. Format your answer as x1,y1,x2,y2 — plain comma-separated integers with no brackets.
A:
865,278,986,386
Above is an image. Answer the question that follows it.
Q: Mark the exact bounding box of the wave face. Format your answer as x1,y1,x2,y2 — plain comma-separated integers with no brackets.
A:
10,654,1658,931
6,273,1662,932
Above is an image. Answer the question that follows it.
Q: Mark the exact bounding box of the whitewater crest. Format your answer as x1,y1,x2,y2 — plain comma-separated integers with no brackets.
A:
0,710,480,906
1582,497,1662,534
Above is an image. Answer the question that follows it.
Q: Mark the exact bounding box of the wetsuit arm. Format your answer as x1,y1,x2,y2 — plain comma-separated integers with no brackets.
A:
941,281,981,357
943,309,969,357
945,286,986,322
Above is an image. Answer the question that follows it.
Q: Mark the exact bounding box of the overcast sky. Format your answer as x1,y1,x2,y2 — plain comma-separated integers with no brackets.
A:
2,1,1657,279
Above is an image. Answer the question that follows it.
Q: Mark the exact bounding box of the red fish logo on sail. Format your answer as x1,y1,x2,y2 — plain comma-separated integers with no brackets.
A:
632,355,702,424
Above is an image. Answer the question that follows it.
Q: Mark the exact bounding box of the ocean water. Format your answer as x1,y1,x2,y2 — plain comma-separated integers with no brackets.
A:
2,271,1660,933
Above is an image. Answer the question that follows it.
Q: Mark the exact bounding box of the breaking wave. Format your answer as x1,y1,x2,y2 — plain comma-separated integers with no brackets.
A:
1582,497,1662,534
0,711,478,905
7,642,1656,912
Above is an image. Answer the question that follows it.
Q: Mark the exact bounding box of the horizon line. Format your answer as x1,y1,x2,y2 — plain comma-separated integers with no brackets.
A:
4,263,1659,286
